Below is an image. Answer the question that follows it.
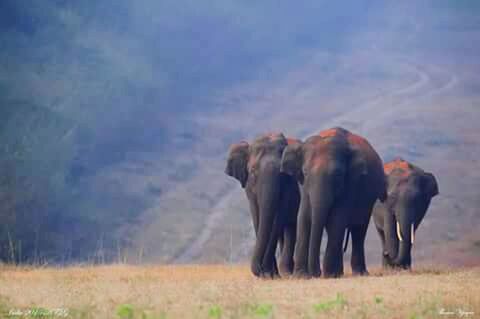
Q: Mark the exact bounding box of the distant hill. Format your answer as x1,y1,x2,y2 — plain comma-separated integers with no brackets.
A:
0,0,479,265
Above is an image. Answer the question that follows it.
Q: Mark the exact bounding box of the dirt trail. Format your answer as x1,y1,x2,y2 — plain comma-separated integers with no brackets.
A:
174,187,242,263
173,58,458,264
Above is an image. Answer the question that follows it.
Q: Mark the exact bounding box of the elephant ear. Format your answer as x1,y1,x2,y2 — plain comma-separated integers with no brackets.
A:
280,141,304,184
225,141,250,188
422,172,439,198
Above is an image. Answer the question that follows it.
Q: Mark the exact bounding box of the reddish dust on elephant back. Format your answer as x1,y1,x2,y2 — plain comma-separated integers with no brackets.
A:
318,127,371,150
384,157,414,175
346,132,372,150
318,127,342,138
286,137,301,145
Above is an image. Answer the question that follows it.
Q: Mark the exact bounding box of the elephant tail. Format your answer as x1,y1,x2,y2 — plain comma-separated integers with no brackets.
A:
343,229,350,253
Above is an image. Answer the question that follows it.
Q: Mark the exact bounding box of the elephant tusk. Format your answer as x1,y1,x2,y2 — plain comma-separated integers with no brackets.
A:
411,224,415,245
396,222,404,242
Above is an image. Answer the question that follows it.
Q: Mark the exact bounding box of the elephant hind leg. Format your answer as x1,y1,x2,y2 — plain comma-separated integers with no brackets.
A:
308,196,332,278
323,206,348,278
350,223,369,276
279,224,296,276
293,192,311,279
307,220,324,278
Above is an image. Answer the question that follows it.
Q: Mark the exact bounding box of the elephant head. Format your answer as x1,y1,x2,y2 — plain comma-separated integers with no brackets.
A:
226,134,289,188
279,140,305,184
225,133,290,277
383,158,439,268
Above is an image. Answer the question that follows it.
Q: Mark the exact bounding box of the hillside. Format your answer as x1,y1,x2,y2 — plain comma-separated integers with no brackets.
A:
0,1,479,265
135,25,480,266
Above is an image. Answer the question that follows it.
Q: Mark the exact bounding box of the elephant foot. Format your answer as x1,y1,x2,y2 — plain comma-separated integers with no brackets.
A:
398,264,411,271
273,261,280,277
381,254,412,271
323,263,343,279
382,252,396,268
382,256,394,269
278,262,294,277
251,262,263,277
259,263,280,279
323,269,344,279
308,262,322,278
352,269,369,276
382,261,396,271
259,269,280,280
278,269,293,279
293,269,312,279
251,259,281,279
389,264,411,272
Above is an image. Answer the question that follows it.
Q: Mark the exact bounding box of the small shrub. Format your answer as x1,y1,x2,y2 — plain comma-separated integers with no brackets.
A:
240,303,273,318
313,293,348,313
252,304,273,317
208,305,222,319
117,304,135,319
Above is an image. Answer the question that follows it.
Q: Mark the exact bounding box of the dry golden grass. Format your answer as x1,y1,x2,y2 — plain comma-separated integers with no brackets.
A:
0,264,479,319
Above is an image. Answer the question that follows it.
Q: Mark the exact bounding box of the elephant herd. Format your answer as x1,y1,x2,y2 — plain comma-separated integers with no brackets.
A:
225,127,439,279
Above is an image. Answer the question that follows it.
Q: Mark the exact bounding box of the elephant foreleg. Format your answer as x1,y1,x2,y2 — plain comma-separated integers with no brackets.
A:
251,207,275,277
247,195,260,237
376,227,390,268
261,212,281,279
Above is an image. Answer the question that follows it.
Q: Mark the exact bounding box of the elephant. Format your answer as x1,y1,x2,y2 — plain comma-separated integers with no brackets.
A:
280,127,387,278
225,133,301,278
373,157,439,269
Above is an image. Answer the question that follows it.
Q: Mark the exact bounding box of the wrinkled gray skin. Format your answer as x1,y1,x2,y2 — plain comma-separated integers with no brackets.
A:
281,127,387,278
373,158,439,269
225,133,300,278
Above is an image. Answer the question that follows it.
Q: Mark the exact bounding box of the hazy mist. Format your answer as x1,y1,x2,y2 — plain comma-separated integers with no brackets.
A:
1,0,479,264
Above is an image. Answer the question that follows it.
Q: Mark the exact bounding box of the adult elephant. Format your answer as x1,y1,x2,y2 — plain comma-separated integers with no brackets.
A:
225,133,300,278
281,127,387,278
373,158,439,269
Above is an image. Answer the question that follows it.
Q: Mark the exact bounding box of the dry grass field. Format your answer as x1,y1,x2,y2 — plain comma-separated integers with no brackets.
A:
0,264,479,319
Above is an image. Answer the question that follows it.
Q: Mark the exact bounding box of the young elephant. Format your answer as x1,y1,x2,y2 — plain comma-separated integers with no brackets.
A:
373,158,439,269
281,127,387,278
225,133,300,278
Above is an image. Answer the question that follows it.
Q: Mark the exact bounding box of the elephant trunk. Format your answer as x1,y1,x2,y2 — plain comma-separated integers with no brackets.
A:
391,221,413,267
383,210,399,261
250,161,281,277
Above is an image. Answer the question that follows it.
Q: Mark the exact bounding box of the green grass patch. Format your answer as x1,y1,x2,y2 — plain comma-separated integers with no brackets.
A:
313,293,348,313
115,304,166,319
374,296,383,304
207,305,222,319
233,303,274,318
